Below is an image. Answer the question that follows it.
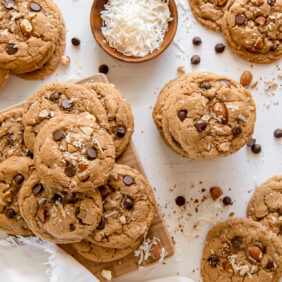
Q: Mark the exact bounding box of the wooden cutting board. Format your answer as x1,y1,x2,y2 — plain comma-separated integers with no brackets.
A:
0,74,175,281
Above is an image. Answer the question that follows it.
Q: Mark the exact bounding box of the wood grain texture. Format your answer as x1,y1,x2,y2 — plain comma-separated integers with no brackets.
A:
0,73,175,281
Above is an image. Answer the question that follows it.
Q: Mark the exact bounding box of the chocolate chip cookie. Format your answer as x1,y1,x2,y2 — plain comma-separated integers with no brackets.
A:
34,114,115,192
72,238,142,263
0,108,31,162
88,164,155,249
153,72,256,159
201,218,282,282
85,83,134,158
22,82,109,152
221,0,282,64
0,0,62,74
0,156,34,235
188,0,229,31
247,175,282,237
19,171,103,244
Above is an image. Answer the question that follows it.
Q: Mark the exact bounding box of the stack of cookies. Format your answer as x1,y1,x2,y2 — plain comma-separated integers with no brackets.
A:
188,0,282,64
0,81,156,263
153,72,256,159
0,0,66,88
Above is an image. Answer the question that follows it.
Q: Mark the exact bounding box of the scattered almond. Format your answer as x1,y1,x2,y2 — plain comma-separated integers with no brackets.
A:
254,37,264,49
212,103,228,124
37,209,47,223
151,239,162,260
210,186,223,201
61,55,71,66
177,66,186,74
240,71,253,87
255,16,266,25
20,19,33,37
251,80,258,88
223,260,233,272
249,246,263,262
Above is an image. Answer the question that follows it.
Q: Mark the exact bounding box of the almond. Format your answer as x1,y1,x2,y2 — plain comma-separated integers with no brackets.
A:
223,260,233,272
151,240,162,260
3,190,13,201
210,186,223,201
79,163,88,172
248,246,263,262
68,144,77,153
255,16,266,25
37,209,47,223
240,71,253,87
254,37,264,50
216,0,227,6
20,19,33,37
212,103,228,124
177,66,186,74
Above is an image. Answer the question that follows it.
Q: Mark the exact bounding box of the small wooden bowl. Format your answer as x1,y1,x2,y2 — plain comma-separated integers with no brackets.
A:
90,0,178,63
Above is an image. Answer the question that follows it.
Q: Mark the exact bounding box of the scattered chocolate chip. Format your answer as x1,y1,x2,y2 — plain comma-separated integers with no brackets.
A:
194,120,207,132
231,236,242,248
52,193,62,203
251,144,262,154
235,13,246,25
232,124,242,136
267,0,275,5
5,208,16,218
53,130,65,141
219,79,231,87
14,174,24,185
71,37,80,46
69,224,76,232
6,44,18,55
3,0,15,10
32,184,43,195
97,216,106,230
178,109,187,121
175,196,186,206
223,196,232,206
65,165,76,177
192,36,202,46
61,99,72,111
200,81,211,90
117,126,126,138
99,64,109,74
215,43,226,53
208,254,220,267
30,2,41,12
274,129,282,138
191,55,201,65
50,92,61,101
266,260,274,269
123,175,134,186
86,147,97,160
247,138,256,147
7,134,14,145
123,195,134,209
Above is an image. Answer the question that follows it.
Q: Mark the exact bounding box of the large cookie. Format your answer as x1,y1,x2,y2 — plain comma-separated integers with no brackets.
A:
0,0,62,74
0,156,34,235
153,72,256,159
85,83,134,158
19,172,103,244
34,114,115,192
201,218,282,282
88,164,155,249
22,82,110,152
72,238,142,263
0,108,31,162
221,0,282,64
247,175,282,237
188,0,229,31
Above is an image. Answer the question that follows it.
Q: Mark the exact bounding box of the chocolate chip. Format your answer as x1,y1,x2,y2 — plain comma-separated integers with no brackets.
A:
235,13,246,25
175,196,186,206
6,44,18,55
123,195,134,210
208,254,219,267
50,92,61,101
223,196,232,206
30,2,41,12
219,79,231,87
266,260,274,269
14,174,24,185
194,120,207,132
61,99,72,111
69,224,76,232
192,36,202,46
267,0,275,5
270,43,278,51
123,175,134,186
27,151,34,159
200,81,211,90
71,37,80,46
86,147,97,160
7,134,14,145
232,124,242,136
247,138,256,147
215,43,226,53
53,130,65,141
3,0,15,10
99,64,109,74
231,236,242,248
97,216,106,230
191,55,201,65
178,110,187,121
251,144,262,154
274,129,282,138
65,165,76,177
32,184,43,195
52,194,62,203
5,208,16,218
117,126,126,138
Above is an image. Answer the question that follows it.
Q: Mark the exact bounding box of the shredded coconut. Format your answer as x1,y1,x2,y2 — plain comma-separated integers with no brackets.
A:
101,0,172,57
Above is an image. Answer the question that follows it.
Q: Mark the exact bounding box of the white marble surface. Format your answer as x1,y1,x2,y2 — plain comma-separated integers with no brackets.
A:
0,0,281,281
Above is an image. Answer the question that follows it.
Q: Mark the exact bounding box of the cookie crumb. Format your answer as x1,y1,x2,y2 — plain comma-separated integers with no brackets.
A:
101,269,112,281
177,66,186,74
60,56,70,66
